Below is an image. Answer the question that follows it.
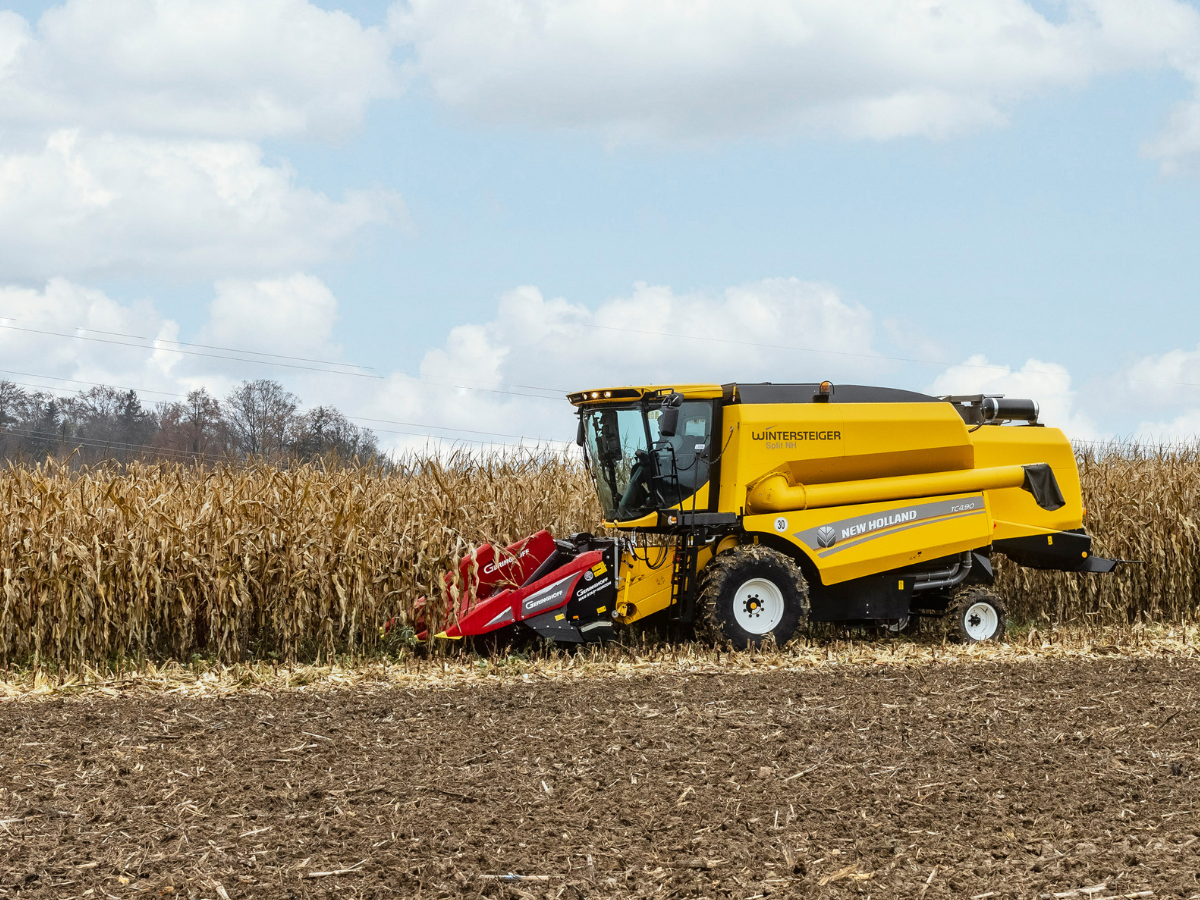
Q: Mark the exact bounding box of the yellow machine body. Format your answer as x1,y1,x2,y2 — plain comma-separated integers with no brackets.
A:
571,382,1092,625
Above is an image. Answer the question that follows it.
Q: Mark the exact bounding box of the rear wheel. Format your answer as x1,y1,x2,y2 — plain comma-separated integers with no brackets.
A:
698,545,808,649
950,587,1007,643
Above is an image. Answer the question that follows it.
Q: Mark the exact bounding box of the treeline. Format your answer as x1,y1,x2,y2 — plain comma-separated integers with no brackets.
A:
0,378,378,465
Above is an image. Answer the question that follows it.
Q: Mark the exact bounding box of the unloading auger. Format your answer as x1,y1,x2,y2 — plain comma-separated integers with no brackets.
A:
416,383,1117,647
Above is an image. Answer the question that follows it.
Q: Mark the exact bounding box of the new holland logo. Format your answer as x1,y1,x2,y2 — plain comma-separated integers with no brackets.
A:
841,509,917,539
816,525,837,548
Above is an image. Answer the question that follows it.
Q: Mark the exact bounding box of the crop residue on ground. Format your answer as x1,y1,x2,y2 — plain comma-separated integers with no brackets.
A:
2,645,1199,899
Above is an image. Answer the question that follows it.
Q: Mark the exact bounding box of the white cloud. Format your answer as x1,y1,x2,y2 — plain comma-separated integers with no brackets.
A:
0,278,182,397
205,275,340,359
1144,98,1200,172
1128,409,1200,443
0,0,398,141
0,3,404,281
0,130,398,280
1106,343,1200,441
21,273,1200,455
0,274,880,451
928,354,1098,440
0,275,360,406
360,278,884,450
413,277,880,401
391,0,1200,145
1123,343,1200,403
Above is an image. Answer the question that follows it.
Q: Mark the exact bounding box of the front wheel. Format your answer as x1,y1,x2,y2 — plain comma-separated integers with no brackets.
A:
950,587,1007,643
697,545,808,649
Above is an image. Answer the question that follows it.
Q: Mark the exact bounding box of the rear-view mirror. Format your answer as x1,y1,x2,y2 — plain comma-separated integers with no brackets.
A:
658,406,680,438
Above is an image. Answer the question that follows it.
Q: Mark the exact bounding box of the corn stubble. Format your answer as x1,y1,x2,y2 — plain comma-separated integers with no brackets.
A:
0,443,1195,667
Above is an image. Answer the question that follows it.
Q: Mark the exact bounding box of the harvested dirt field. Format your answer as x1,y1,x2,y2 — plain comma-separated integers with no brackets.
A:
3,655,1200,899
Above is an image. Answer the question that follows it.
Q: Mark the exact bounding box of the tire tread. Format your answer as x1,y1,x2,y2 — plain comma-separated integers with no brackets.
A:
696,544,808,648
949,586,1007,643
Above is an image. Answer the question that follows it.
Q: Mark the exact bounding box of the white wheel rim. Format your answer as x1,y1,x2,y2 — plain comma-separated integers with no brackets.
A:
732,577,785,634
885,615,910,634
963,602,998,641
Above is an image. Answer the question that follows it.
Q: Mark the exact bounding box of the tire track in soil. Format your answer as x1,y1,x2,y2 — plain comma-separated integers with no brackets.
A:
1,658,1199,899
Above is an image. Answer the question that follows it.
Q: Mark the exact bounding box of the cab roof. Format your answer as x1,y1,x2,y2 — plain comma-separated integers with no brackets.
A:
567,383,939,407
567,384,723,406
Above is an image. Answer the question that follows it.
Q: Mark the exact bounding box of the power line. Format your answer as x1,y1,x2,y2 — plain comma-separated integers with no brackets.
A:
1072,436,1200,450
580,322,1062,378
0,369,570,445
348,414,568,443
75,327,375,372
0,426,234,464
0,315,375,373
12,312,1200,395
578,322,1200,394
0,322,385,379
401,374,563,399
0,369,185,397
0,324,568,400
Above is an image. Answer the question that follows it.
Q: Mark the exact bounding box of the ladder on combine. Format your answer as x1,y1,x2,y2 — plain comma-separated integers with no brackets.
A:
668,533,702,624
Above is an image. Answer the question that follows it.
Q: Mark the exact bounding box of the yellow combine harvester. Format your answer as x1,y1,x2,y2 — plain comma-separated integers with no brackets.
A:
431,382,1115,647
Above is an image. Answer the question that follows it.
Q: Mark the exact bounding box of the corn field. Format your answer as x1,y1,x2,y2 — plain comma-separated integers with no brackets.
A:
0,453,600,667
0,443,1198,667
998,443,1200,625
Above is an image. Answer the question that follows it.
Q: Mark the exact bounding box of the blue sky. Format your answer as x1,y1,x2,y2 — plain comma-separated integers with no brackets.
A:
2,0,1200,448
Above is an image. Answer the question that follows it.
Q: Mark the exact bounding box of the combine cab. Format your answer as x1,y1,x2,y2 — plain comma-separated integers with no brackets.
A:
423,383,1117,647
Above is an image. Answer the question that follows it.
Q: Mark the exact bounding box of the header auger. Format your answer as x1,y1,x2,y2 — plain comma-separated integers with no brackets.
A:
418,382,1117,648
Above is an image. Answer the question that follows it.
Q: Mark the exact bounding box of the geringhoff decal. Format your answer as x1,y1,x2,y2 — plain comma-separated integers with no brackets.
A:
793,496,986,555
521,578,572,615
482,547,531,576
575,577,612,601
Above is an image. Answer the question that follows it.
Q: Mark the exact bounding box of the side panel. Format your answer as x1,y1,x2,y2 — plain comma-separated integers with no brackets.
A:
613,544,717,624
614,548,675,622
835,403,974,484
745,491,994,585
969,426,1084,539
809,573,914,622
717,403,845,513
718,401,976,515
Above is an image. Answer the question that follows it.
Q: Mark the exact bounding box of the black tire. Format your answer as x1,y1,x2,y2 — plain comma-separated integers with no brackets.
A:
949,587,1007,643
697,545,808,649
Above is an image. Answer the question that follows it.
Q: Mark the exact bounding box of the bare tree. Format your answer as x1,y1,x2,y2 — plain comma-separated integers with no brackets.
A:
292,406,378,462
0,381,30,428
156,388,229,458
224,380,299,459
0,381,33,459
1,378,378,467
